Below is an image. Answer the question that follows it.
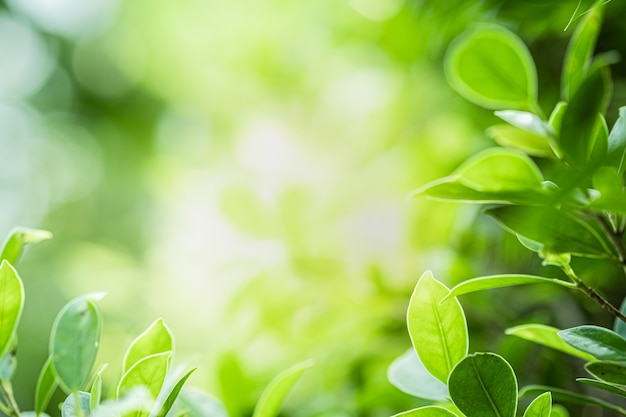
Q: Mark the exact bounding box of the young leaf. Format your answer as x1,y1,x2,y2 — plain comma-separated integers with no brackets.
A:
448,352,518,417
558,325,626,361
445,24,538,110
117,351,172,400
505,324,595,361
152,367,197,417
0,261,24,359
90,364,108,411
0,227,52,265
486,124,554,158
50,295,103,393
407,271,468,384
175,388,229,417
444,274,575,301
607,107,626,173
387,349,449,401
577,378,626,398
520,385,626,415
123,319,174,373
251,360,313,417
523,392,552,417
61,392,91,417
35,357,58,417
585,361,626,385
391,407,458,417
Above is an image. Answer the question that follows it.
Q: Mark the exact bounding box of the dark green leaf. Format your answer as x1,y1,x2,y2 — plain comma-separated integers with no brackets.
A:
35,357,58,417
0,228,52,265
577,378,626,398
0,261,24,359
615,297,626,338
387,349,448,401
252,360,313,417
505,324,594,361
448,353,518,417
61,392,91,417
558,325,626,360
523,392,552,417
585,361,626,384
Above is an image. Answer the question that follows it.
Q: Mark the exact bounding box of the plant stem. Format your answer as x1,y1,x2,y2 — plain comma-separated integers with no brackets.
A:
595,213,626,264
0,381,20,417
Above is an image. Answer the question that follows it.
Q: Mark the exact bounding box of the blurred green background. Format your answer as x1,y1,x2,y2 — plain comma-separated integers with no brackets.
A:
3,0,626,416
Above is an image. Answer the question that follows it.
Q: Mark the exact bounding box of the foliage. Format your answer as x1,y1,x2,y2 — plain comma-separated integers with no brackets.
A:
389,1,626,416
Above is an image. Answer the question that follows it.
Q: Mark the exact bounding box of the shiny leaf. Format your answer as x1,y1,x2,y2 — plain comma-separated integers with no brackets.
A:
558,325,626,360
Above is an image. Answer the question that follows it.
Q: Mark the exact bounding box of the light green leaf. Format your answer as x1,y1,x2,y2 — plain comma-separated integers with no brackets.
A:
558,325,626,360
576,378,626,398
585,361,626,384
448,353,518,417
520,385,626,415
445,24,538,110
50,295,103,393
392,406,458,417
550,404,570,417
444,275,575,301
0,227,52,265
35,357,58,417
505,324,594,361
407,271,468,384
252,360,313,417
0,338,17,381
90,388,153,417
387,349,449,401
89,364,107,411
562,3,602,100
123,319,174,373
152,367,197,417
454,148,544,192
495,110,552,137
117,352,171,400
175,388,229,417
487,124,554,158
608,107,626,174
523,392,552,417
61,392,91,417
0,261,24,359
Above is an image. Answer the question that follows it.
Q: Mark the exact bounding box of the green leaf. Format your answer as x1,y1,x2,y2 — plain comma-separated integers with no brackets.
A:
445,24,538,110
608,107,626,174
559,65,609,168
486,124,554,158
520,385,626,415
123,319,174,373
152,367,197,417
448,352,518,417
50,294,104,393
444,275,575,301
0,338,17,381
495,110,552,137
252,360,313,417
35,357,58,417
576,378,626,398
562,3,602,100
585,361,626,384
89,364,107,411
61,392,91,417
387,349,449,401
0,227,52,265
391,407,458,417
614,297,626,338
523,392,552,417
454,148,544,192
90,388,153,417
0,261,24,359
407,271,468,384
505,324,595,361
175,388,229,417
486,205,614,258
550,404,570,417
558,325,626,360
117,352,172,400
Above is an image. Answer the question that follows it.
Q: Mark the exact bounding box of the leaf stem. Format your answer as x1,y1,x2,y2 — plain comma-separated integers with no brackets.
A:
0,380,21,417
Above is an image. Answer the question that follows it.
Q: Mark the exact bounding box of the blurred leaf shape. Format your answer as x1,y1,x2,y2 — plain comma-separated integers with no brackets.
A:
387,349,449,401
505,324,595,361
252,360,313,417
0,261,23,359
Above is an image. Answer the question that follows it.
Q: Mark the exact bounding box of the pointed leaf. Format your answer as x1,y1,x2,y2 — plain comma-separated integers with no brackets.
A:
117,352,171,400
448,352,518,417
392,407,458,417
387,349,448,401
0,227,52,265
252,360,313,417
444,275,575,301
123,319,174,373
152,367,197,417
520,385,626,415
505,324,594,361
576,378,626,398
608,107,626,174
558,325,626,360
445,24,538,110
487,124,554,158
50,295,103,393
407,271,468,384
523,392,552,417
585,361,626,384
0,261,24,359
61,392,91,417
35,357,58,417
89,364,107,411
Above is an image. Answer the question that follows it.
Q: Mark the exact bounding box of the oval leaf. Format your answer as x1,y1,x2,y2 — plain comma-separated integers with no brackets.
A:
558,325,626,361
61,392,90,417
585,361,626,385
123,319,174,373
35,357,58,416
505,324,594,361
523,392,552,417
445,24,538,110
0,261,24,359
487,124,554,158
387,349,449,401
392,406,458,417
407,271,468,384
117,352,172,400
445,275,575,301
50,296,103,393
0,227,52,265
252,360,313,417
448,352,518,417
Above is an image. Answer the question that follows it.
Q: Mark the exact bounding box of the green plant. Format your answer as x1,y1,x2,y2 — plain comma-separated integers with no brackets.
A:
389,1,626,416
0,228,311,417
